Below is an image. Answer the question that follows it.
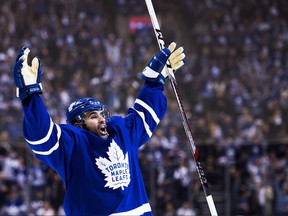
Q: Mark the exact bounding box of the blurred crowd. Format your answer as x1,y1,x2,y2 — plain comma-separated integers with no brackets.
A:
0,0,288,215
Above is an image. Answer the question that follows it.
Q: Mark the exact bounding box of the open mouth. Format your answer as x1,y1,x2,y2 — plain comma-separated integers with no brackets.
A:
99,124,108,136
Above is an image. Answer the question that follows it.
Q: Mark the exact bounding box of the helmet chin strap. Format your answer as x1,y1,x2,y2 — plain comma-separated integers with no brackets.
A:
81,123,89,131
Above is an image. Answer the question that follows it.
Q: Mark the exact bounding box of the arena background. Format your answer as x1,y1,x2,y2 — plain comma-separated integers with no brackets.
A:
1,0,288,215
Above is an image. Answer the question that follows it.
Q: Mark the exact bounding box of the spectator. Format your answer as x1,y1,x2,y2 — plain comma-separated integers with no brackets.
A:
1,185,26,216
36,201,55,216
176,201,196,216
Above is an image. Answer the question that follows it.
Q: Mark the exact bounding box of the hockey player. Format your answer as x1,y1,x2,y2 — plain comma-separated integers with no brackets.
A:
13,42,185,215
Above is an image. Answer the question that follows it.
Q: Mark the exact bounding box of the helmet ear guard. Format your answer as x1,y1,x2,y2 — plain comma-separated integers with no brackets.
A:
69,115,85,126
75,115,85,124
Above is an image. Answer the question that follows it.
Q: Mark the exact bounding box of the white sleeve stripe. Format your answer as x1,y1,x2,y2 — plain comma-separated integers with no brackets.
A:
132,108,152,137
135,99,160,124
31,124,61,156
110,203,151,215
25,118,54,145
142,66,158,78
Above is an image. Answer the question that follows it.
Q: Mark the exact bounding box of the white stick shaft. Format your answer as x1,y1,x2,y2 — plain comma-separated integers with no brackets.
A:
145,0,164,49
206,195,218,216
145,0,218,215
145,0,176,80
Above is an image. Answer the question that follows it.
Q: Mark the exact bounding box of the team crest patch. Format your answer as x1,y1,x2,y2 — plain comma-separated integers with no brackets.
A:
95,140,130,190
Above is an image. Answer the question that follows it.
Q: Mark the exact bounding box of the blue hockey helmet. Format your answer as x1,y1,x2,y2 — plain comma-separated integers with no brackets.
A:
66,98,109,124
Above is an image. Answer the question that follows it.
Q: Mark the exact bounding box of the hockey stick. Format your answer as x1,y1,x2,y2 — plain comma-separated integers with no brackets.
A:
144,0,218,215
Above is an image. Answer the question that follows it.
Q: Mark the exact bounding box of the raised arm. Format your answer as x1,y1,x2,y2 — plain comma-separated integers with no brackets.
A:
120,42,185,146
12,47,72,183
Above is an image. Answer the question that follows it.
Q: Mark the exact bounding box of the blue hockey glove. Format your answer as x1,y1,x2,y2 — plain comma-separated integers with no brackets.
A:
13,47,43,100
142,42,185,84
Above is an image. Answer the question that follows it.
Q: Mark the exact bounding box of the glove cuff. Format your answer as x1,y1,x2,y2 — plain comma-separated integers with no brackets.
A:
141,68,166,85
17,84,43,100
156,73,166,85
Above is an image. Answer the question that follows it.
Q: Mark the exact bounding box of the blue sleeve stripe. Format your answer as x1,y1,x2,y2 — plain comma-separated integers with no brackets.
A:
110,203,151,215
131,108,152,137
25,118,54,145
31,124,61,155
135,99,160,124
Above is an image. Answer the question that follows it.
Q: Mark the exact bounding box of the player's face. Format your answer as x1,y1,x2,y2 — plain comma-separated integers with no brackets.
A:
83,110,109,139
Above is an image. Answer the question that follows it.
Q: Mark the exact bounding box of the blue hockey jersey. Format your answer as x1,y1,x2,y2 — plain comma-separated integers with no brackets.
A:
21,82,167,216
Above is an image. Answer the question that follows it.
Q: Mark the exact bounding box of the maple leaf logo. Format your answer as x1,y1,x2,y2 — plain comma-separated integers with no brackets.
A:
95,140,130,190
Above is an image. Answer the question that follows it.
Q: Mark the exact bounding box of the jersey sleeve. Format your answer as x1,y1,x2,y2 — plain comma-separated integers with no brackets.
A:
123,82,167,147
21,94,74,185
